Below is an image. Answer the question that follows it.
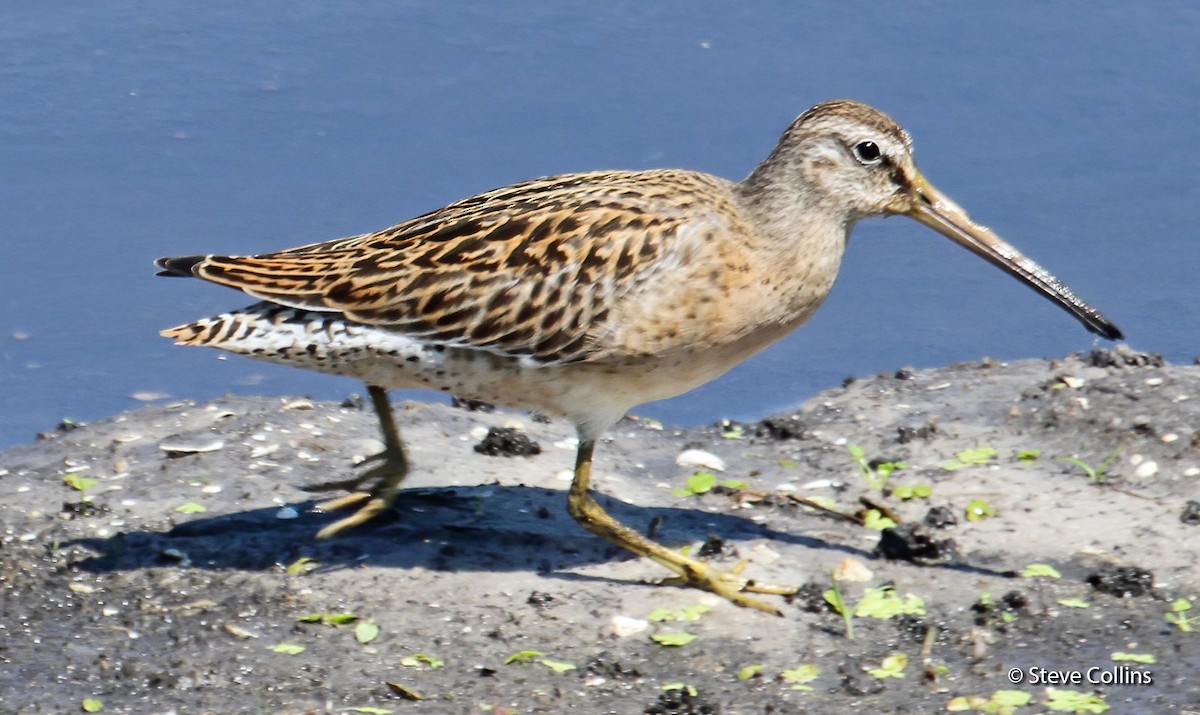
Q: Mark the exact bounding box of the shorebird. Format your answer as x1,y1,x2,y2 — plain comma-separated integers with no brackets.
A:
157,100,1121,613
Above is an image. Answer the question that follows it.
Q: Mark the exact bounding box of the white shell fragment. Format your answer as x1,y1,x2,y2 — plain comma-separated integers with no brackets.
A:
833,556,874,583
675,449,726,472
159,437,225,455
609,615,650,638
1133,460,1159,479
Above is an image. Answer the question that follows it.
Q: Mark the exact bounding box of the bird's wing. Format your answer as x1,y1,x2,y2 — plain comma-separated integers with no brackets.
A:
161,170,730,363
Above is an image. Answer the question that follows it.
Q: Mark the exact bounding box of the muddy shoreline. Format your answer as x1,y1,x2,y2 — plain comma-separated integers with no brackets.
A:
2,346,1198,713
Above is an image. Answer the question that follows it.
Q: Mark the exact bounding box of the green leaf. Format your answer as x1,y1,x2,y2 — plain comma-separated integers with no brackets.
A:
1043,687,1109,713
1111,651,1156,664
540,658,577,673
895,484,932,500
720,479,749,490
737,664,763,680
651,631,696,647
81,698,104,713
272,642,306,655
647,604,712,622
400,653,444,669
721,424,746,439
855,586,926,619
298,610,359,626
965,499,995,521
64,473,99,494
779,664,820,689
944,446,997,470
862,509,897,530
867,652,908,679
1021,563,1062,579
174,502,207,514
355,620,380,644
286,557,317,576
1057,598,1090,609
684,471,718,495
504,650,543,664
350,708,394,714
948,690,1032,714
1017,449,1041,462
822,587,846,615
777,458,800,469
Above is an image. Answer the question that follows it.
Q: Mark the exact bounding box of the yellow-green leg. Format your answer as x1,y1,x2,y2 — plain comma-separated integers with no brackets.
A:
302,384,410,538
566,438,795,615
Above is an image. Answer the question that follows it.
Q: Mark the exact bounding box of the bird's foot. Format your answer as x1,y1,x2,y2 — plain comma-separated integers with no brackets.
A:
661,559,797,616
302,449,408,538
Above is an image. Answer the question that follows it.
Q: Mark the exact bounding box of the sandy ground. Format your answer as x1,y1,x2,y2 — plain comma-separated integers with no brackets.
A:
2,346,1199,714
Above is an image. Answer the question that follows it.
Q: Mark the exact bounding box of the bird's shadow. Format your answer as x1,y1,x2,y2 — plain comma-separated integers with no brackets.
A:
69,484,1008,584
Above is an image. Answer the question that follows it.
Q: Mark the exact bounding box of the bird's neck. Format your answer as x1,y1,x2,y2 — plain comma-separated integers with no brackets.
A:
734,160,853,269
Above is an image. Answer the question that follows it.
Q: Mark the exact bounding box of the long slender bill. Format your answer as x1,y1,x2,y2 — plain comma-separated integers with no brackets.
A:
905,173,1122,340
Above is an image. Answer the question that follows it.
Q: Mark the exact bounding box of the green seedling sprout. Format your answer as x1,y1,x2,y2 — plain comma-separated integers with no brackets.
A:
647,604,712,622
847,445,907,491
823,575,854,640
63,472,98,501
1165,598,1197,632
400,654,444,669
943,446,997,470
867,653,908,679
862,509,898,530
1020,563,1061,579
671,471,748,496
965,499,995,522
892,483,933,500
854,586,926,619
1110,652,1155,664
779,664,820,691
651,631,697,647
1056,445,1122,483
947,689,1032,714
1043,688,1109,713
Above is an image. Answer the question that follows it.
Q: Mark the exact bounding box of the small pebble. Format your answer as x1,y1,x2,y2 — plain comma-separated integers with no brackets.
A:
276,506,300,520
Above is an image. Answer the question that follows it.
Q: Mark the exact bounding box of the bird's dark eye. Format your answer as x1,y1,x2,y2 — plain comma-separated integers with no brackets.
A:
853,140,882,165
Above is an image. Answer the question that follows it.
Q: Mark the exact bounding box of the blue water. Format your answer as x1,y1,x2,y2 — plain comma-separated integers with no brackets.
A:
2,2,1198,448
